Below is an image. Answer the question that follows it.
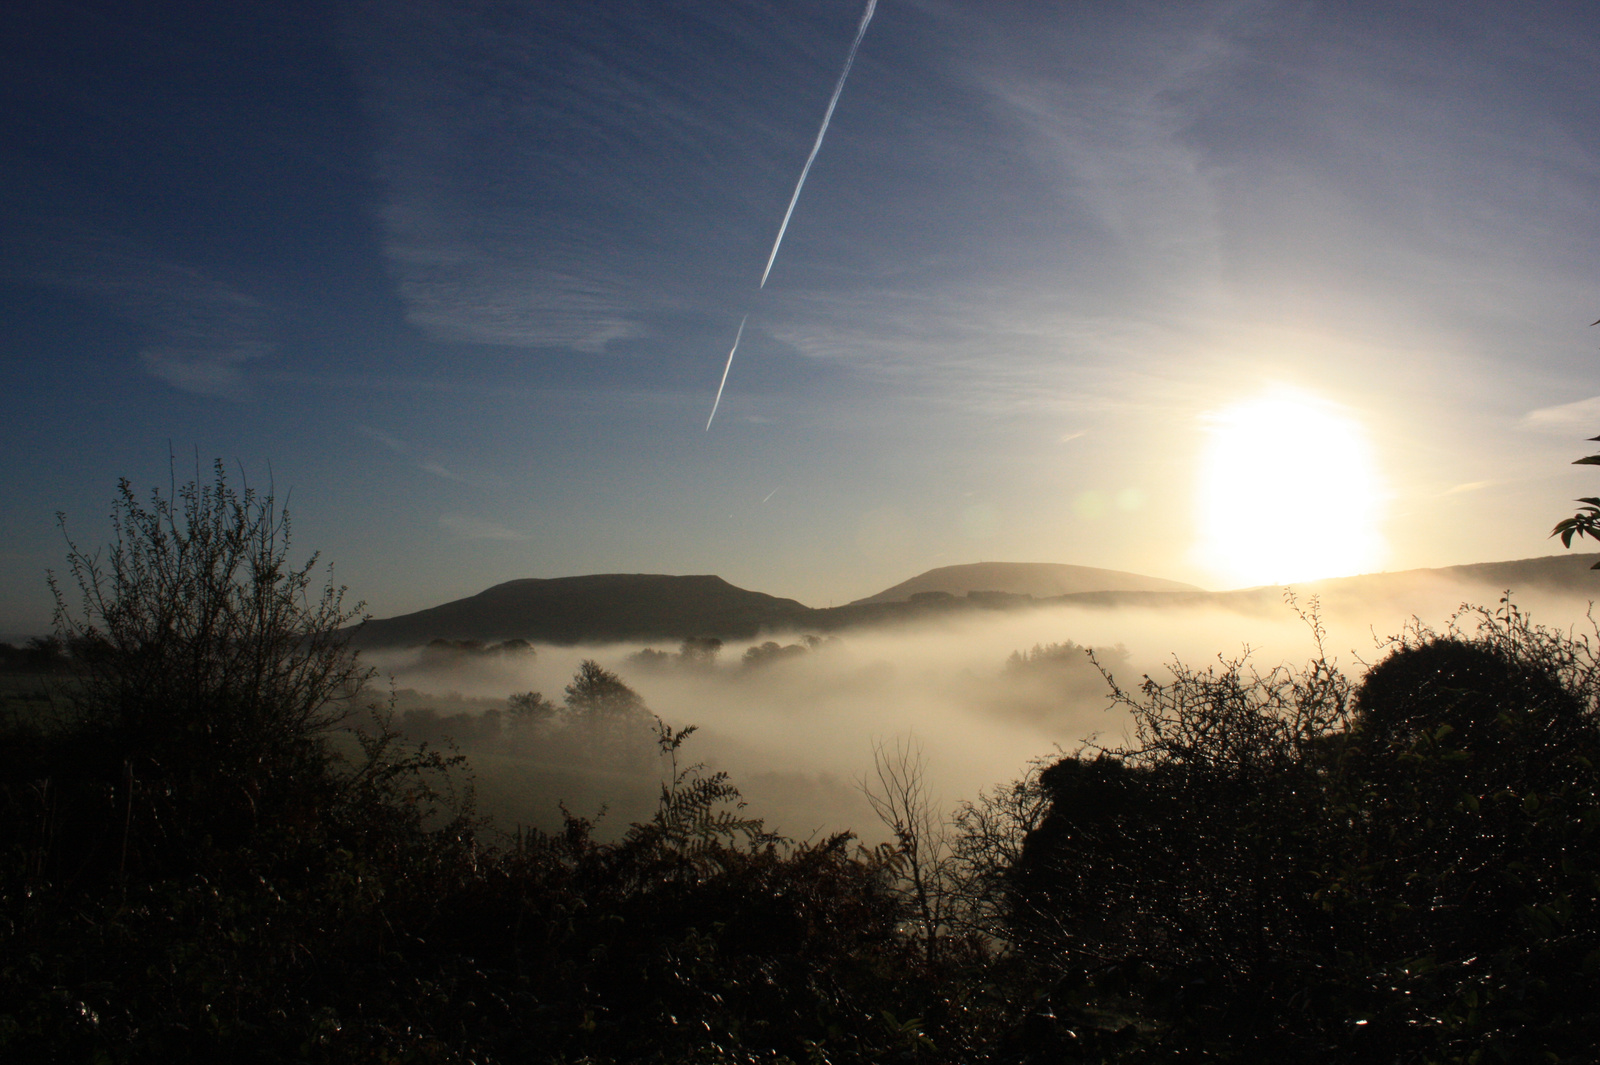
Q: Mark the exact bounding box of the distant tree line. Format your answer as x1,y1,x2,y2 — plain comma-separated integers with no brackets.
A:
0,637,70,674
420,637,536,660
627,636,724,670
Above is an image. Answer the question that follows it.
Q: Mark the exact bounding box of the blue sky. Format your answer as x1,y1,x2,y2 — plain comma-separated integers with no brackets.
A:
4,0,1600,632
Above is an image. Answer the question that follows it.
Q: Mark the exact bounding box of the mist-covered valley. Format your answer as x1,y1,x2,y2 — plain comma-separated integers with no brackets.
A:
367,566,1600,844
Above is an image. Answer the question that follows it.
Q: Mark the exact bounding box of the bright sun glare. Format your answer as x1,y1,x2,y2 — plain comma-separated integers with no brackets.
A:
1195,387,1384,588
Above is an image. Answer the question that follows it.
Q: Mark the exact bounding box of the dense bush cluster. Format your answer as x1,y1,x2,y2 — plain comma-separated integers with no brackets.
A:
1009,600,1600,1061
9,466,1600,1062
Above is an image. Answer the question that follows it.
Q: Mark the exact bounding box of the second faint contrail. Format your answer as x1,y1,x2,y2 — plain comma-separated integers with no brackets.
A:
705,314,748,430
759,0,877,289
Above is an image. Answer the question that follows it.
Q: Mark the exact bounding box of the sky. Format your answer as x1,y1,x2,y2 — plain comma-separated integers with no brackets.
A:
4,0,1600,633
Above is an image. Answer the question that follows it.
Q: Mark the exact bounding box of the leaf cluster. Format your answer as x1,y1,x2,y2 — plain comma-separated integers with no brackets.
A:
1550,435,1600,566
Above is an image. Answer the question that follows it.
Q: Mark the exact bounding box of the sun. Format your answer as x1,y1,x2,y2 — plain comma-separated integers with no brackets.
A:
1194,387,1385,588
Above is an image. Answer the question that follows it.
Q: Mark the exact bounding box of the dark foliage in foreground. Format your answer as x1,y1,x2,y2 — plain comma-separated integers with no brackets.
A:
11,465,1600,1062
0,467,978,1063
0,699,966,1063
1010,599,1600,1062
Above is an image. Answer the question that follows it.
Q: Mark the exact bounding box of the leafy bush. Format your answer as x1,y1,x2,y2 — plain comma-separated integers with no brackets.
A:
1007,599,1600,1061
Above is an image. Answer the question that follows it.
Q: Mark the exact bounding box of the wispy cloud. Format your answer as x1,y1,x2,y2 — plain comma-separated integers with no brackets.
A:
973,29,1234,302
355,424,409,453
439,513,528,541
0,217,272,397
756,284,1173,418
357,428,500,489
140,341,271,398
349,1,781,351
1525,396,1600,434
345,0,899,354
343,0,1600,440
1444,480,1496,496
420,461,471,484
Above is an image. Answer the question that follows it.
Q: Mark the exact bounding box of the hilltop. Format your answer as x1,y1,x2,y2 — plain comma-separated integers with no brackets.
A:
349,573,811,648
853,561,1201,604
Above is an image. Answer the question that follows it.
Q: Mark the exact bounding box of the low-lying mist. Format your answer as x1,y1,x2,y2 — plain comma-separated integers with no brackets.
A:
362,575,1600,844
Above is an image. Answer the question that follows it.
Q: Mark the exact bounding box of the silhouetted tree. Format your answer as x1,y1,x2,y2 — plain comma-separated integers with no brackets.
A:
564,659,647,725
861,736,952,964
507,689,559,729
42,460,372,864
0,636,69,674
743,640,808,667
947,757,1052,943
676,636,723,666
627,646,672,669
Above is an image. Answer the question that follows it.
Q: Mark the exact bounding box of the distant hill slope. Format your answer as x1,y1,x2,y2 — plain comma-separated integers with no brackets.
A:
854,562,1202,604
349,554,1600,649
1047,553,1600,613
1280,553,1600,610
1371,554,1600,594
350,574,811,648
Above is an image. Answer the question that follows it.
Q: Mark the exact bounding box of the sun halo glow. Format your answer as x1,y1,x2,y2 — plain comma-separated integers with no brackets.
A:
1194,388,1384,589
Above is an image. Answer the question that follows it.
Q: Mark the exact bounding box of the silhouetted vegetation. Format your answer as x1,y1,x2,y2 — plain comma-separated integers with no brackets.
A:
0,636,70,674
421,637,536,663
10,467,1600,1061
1552,432,1600,567
743,634,835,668
1007,599,1600,1060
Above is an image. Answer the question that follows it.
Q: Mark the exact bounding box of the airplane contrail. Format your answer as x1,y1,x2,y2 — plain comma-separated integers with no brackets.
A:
708,0,877,431
759,0,878,289
761,488,777,503
705,314,748,431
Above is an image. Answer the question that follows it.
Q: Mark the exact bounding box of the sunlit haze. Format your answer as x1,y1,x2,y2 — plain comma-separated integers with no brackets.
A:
3,1,1600,631
1195,388,1385,586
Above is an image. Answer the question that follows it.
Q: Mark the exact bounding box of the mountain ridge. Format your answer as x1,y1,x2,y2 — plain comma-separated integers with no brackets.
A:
350,573,810,648
348,554,1600,649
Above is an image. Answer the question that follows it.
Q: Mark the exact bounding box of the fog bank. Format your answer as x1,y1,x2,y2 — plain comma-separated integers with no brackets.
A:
364,577,1600,843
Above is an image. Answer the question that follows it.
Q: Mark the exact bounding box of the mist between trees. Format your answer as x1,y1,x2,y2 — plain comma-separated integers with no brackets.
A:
9,461,1600,1062
367,579,1597,848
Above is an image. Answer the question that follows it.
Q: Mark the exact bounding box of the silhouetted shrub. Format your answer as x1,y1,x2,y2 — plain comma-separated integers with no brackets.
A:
1006,599,1600,1061
0,465,478,1061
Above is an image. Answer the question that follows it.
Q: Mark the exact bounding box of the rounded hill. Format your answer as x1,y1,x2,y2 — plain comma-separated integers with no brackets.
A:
853,562,1202,605
350,574,812,647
